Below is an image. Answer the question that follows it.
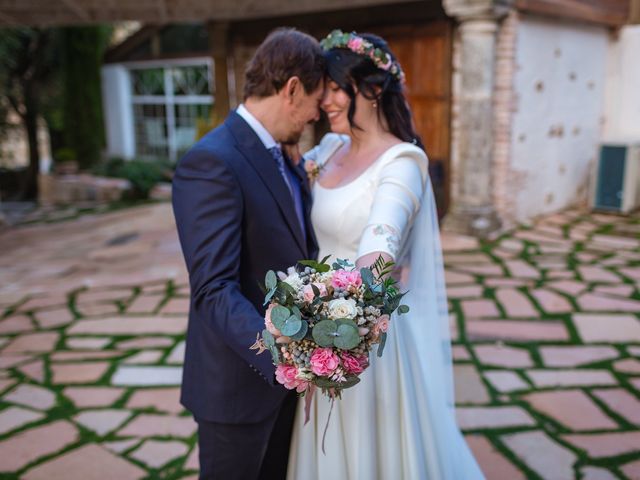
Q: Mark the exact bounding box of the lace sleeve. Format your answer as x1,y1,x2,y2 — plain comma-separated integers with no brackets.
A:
357,153,427,261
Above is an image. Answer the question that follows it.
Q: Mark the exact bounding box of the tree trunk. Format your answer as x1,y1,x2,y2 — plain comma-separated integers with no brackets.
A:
22,84,40,201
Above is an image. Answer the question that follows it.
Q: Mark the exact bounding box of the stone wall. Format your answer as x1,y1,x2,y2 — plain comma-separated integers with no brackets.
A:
505,14,608,224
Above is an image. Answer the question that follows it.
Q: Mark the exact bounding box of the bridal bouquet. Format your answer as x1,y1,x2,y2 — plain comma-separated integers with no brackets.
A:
252,256,409,399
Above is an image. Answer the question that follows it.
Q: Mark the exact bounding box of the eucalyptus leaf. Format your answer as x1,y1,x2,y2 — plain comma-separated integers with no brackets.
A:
265,270,277,290
335,318,358,329
263,286,277,306
360,267,374,287
334,323,360,350
270,345,280,364
312,320,338,347
398,304,410,314
291,305,302,319
377,332,387,357
289,320,308,341
262,329,275,347
270,306,290,330
281,315,303,337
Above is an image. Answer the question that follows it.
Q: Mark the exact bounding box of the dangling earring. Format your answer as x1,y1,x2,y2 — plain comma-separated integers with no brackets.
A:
372,101,377,109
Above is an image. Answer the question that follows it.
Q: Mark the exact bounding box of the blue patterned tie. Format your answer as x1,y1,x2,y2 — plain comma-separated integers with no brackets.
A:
269,146,294,198
269,146,306,241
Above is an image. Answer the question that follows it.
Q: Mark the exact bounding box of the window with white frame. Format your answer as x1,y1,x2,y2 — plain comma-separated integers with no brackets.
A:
129,59,214,162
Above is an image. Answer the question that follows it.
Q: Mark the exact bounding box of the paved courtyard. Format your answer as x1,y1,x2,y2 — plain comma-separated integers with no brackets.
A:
0,202,639,479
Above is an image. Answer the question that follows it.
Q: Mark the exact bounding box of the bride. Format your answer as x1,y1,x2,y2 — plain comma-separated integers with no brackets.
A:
287,30,485,479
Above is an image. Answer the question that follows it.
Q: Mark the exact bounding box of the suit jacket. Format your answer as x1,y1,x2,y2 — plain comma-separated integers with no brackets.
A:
172,110,319,423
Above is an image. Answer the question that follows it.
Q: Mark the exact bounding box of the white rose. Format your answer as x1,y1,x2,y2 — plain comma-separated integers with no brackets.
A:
283,273,303,291
327,298,358,320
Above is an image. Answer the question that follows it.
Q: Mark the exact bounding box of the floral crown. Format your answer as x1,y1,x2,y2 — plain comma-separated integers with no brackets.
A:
320,29,406,84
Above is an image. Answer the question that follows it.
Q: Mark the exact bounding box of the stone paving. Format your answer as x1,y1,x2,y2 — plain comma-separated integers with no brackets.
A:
0,203,639,479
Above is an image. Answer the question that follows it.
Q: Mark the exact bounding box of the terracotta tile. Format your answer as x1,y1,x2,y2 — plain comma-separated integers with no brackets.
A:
127,388,183,414
126,295,164,314
63,387,125,408
573,314,640,343
0,407,44,435
130,439,189,468
160,297,190,315
166,341,185,365
51,362,110,384
73,409,132,436
116,337,175,350
4,384,57,411
17,359,46,382
539,346,619,367
461,299,500,318
592,389,640,426
22,444,145,480
621,459,640,480
456,406,535,430
117,413,196,438
68,316,186,335
578,293,640,313
66,337,112,350
561,432,640,458
466,319,569,342
34,308,75,329
453,365,490,404
0,315,35,334
3,332,59,353
465,435,525,480
613,358,640,374
0,420,78,472
523,390,617,431
483,371,529,393
504,260,540,279
526,369,617,388
502,430,576,480
474,344,533,368
530,289,573,314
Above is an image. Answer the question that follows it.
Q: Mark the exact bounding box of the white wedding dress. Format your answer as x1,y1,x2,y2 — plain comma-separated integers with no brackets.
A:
287,134,485,480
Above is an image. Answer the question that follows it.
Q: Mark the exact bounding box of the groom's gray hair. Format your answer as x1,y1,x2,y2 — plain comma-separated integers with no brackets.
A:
243,27,326,99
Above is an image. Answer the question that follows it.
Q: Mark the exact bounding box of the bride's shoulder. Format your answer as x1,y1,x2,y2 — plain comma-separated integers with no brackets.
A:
377,142,429,176
304,133,349,166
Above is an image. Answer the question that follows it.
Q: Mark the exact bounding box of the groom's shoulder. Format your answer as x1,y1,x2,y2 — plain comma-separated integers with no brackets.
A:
176,121,236,171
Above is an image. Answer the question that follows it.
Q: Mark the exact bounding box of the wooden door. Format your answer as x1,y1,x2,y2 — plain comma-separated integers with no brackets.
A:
385,21,453,218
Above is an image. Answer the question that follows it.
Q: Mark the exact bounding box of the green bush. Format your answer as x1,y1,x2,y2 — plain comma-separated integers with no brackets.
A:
93,157,173,199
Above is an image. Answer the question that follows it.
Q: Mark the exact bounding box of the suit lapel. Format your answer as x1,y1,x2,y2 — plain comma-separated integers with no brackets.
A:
287,160,318,258
226,112,307,254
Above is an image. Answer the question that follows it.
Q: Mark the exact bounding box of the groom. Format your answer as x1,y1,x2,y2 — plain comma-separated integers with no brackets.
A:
172,28,323,479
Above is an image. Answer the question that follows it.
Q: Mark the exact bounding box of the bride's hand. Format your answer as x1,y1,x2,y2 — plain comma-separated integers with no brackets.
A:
283,143,302,166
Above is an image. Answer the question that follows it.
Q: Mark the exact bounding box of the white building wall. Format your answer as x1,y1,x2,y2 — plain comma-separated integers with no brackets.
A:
101,64,135,159
603,25,640,141
509,15,608,223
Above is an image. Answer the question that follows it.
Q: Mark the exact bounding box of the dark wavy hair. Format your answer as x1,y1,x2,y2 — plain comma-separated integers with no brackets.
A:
244,28,326,99
324,33,423,150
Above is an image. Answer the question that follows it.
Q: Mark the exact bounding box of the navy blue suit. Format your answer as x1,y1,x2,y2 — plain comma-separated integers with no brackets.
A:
172,111,318,479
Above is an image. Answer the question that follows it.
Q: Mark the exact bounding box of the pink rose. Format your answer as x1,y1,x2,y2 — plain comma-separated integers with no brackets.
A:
331,270,362,290
275,364,308,392
302,282,328,303
310,348,340,376
341,352,365,375
304,159,317,174
264,303,282,336
347,37,363,51
372,314,390,336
